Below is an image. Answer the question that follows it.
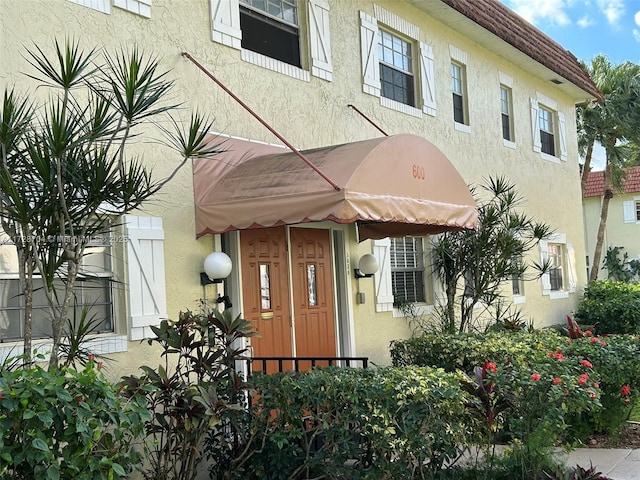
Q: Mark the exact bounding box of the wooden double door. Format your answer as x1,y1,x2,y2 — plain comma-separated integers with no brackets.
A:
240,227,337,366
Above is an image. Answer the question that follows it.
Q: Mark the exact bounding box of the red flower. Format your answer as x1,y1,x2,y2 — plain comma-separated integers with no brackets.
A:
600,340,607,346
552,377,563,385
97,361,104,370
621,385,631,396
590,393,597,399
590,337,599,343
578,374,589,385
593,382,600,389
76,396,84,403
484,362,498,373
585,330,593,336
580,359,593,368
548,350,566,361
531,373,541,381
88,354,95,362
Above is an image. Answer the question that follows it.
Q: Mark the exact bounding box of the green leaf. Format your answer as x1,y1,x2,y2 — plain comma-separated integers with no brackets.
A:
112,463,126,476
32,438,49,451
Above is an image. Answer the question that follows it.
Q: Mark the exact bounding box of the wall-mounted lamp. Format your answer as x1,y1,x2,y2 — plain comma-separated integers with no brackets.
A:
200,251,232,285
354,253,379,279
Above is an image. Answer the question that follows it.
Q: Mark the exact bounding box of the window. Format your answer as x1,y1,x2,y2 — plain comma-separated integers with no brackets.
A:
511,257,524,297
637,201,640,221
530,95,567,161
0,235,114,343
359,6,436,117
540,235,576,299
240,0,301,67
539,106,555,156
210,0,332,81
378,29,415,107
390,237,425,303
451,62,467,124
547,243,564,291
500,85,514,142
66,0,110,14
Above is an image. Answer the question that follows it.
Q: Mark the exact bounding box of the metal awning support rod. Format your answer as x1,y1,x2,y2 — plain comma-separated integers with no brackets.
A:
347,104,389,136
182,52,340,191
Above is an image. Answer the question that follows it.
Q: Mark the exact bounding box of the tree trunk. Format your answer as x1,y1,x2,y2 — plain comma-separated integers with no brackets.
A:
589,163,613,282
581,140,595,193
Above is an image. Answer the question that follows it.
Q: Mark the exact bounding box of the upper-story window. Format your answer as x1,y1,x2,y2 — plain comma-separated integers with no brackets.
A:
360,5,436,118
530,94,567,162
210,0,333,81
378,29,415,107
451,63,466,124
539,105,556,156
501,85,514,142
240,0,301,67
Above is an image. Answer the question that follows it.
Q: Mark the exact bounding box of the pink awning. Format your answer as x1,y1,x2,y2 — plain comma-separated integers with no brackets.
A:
193,134,477,241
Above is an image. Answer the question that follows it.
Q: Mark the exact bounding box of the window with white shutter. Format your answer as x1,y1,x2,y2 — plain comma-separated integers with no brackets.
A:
359,6,435,118
623,200,640,223
540,233,573,299
125,215,167,341
210,0,331,81
531,93,567,163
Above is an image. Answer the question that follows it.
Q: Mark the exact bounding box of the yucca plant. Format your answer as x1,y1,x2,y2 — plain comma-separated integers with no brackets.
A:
0,39,222,367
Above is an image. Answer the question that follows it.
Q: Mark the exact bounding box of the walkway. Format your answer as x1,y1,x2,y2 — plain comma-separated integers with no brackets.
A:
565,448,640,479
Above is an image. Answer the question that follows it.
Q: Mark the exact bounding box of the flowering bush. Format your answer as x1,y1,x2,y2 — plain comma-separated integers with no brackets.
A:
0,359,148,479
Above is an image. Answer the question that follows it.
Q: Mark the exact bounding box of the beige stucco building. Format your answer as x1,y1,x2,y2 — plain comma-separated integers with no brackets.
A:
0,0,600,375
584,166,640,279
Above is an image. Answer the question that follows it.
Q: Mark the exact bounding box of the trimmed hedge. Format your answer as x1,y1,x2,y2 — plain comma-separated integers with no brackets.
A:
230,366,476,480
575,281,640,334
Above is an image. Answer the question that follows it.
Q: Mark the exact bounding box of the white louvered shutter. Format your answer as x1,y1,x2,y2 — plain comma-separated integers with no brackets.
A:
126,215,168,341
566,243,577,293
558,111,567,161
420,42,436,116
623,201,636,223
308,0,332,81
530,98,541,153
210,0,242,49
372,238,394,312
359,11,380,97
539,240,551,294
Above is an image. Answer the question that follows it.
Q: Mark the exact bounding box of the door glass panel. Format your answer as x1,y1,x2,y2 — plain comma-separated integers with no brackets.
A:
307,264,317,307
259,264,271,310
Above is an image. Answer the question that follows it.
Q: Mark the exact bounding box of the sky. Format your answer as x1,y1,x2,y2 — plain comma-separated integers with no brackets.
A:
499,0,640,169
499,0,640,65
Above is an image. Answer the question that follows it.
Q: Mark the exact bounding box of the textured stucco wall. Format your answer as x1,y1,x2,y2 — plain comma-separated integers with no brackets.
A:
1,0,589,368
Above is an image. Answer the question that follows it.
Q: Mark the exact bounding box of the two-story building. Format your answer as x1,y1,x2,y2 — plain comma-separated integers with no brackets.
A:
584,166,640,279
0,0,600,374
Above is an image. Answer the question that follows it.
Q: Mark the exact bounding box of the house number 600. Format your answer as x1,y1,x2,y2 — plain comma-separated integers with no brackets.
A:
412,164,425,179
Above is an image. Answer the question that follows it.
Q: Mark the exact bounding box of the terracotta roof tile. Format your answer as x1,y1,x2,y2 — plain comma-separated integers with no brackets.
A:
440,0,603,101
583,166,640,198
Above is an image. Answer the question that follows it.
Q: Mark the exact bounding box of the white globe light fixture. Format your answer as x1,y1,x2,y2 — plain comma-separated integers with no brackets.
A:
201,251,232,285
354,253,379,278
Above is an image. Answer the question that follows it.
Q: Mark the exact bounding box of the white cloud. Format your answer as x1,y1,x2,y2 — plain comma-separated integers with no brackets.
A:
635,10,640,26
596,0,625,25
577,14,595,27
508,0,571,26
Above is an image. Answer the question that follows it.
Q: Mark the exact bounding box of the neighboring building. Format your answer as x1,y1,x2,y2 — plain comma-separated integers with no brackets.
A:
583,166,640,279
0,0,600,373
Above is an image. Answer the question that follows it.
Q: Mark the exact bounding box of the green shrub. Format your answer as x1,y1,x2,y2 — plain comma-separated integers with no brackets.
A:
229,366,475,480
563,334,640,434
575,281,640,334
0,360,148,479
390,329,564,371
